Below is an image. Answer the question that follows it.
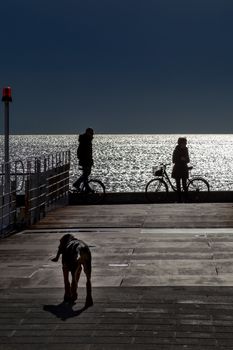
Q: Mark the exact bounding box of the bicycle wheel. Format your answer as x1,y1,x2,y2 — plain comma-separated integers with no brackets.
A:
85,179,105,204
145,178,168,203
187,177,210,202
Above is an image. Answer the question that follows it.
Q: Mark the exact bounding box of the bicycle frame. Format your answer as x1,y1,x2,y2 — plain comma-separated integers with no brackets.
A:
163,170,177,192
155,164,192,192
146,164,210,202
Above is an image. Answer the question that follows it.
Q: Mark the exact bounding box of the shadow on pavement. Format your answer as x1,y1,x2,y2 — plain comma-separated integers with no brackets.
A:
43,302,88,321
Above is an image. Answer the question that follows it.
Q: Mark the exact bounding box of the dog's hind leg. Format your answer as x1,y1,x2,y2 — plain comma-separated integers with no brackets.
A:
71,264,82,302
62,266,71,302
83,259,93,307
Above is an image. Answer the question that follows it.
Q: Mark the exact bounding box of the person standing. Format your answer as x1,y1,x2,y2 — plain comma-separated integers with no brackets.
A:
171,137,190,202
73,128,94,191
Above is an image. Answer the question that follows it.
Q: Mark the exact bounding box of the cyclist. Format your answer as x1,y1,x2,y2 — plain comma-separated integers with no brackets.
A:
171,137,190,202
73,128,94,191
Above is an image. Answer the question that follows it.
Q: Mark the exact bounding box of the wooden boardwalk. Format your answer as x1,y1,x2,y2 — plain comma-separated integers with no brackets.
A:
1,203,233,349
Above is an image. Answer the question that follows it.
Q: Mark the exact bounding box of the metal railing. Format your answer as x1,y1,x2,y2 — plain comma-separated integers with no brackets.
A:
0,160,24,236
0,150,70,236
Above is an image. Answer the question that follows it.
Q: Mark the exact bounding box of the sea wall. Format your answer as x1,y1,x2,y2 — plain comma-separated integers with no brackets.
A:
68,191,233,205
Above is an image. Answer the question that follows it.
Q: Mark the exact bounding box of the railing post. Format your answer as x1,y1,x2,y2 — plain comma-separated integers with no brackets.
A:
10,180,16,227
24,160,31,226
2,88,12,232
35,158,41,223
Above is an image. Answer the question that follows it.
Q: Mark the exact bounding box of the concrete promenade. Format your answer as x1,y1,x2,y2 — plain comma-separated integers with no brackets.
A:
1,203,233,349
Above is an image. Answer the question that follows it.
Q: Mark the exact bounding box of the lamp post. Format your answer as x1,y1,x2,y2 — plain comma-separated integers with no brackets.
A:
2,87,12,193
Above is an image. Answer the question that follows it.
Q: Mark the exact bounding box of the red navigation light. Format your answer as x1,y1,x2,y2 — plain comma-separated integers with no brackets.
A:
2,87,12,102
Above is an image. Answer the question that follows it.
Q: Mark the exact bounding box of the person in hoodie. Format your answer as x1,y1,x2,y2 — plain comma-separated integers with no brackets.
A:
73,128,94,191
171,137,190,202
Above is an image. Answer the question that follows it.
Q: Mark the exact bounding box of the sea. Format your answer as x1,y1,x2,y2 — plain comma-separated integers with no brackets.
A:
0,134,233,192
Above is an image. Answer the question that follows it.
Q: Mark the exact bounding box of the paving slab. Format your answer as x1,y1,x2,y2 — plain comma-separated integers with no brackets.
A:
1,203,233,348
32,203,233,229
2,227,233,289
1,286,233,349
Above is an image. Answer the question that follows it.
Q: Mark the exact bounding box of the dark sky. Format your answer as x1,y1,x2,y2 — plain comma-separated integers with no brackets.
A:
1,0,233,134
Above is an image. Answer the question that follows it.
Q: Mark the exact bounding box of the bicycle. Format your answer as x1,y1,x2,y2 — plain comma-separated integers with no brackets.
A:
72,168,105,204
145,163,210,202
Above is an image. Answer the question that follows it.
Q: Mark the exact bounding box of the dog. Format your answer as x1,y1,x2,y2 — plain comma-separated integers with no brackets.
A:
51,234,93,307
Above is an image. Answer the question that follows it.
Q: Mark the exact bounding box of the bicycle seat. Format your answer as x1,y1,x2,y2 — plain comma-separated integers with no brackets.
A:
188,166,193,170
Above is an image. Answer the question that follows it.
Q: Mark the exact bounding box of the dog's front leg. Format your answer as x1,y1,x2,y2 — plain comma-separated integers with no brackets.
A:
62,265,71,302
71,264,82,302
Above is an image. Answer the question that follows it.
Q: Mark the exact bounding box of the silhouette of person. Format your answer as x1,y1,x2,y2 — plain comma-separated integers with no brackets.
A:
171,137,190,202
73,128,94,191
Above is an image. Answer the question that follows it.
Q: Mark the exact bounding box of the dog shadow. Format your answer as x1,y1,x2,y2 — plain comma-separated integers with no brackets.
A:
43,302,89,321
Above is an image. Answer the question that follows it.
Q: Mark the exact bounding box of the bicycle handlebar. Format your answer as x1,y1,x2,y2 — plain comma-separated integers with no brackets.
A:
160,163,171,167
160,162,193,170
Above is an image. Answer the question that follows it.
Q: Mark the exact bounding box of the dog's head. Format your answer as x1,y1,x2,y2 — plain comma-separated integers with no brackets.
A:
59,234,75,251
51,234,76,262
59,234,75,253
